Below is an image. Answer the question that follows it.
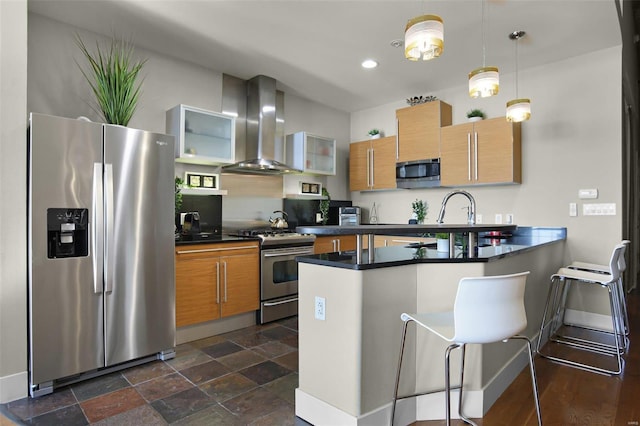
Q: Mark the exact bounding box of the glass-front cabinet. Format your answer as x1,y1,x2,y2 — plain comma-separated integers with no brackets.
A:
166,104,236,165
286,132,336,175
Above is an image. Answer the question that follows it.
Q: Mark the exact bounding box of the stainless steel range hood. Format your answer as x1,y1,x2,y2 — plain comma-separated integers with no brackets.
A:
222,75,302,174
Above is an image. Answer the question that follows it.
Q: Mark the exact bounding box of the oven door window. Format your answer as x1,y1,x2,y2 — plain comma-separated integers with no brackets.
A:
272,258,298,284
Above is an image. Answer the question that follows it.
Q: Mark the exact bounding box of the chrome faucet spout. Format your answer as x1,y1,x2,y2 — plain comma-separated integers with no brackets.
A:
436,190,476,225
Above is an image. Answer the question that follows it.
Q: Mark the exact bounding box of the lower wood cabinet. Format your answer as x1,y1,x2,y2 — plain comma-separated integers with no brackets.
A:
175,241,259,327
314,235,357,254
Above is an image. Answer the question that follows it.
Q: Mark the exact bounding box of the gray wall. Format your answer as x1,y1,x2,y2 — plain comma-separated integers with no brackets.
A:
0,0,28,404
350,46,622,266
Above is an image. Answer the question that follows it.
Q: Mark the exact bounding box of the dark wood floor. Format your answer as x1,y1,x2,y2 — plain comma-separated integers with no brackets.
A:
416,288,640,426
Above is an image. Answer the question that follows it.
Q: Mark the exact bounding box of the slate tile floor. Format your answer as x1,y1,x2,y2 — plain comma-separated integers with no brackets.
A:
1,317,310,425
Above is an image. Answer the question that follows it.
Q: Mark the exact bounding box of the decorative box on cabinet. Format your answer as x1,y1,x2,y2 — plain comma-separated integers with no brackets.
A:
349,136,396,191
396,100,452,162
314,235,357,254
285,132,336,175
440,117,521,186
167,104,236,165
175,241,259,327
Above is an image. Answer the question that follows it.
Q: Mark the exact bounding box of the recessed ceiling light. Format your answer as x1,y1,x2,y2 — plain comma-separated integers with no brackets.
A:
361,59,378,69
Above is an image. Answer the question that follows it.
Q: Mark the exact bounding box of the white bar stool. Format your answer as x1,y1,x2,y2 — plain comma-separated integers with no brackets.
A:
391,272,541,426
536,242,627,375
568,240,630,336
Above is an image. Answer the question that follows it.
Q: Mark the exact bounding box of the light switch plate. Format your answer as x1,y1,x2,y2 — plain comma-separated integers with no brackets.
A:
569,203,578,217
578,189,598,199
583,203,616,216
495,214,502,224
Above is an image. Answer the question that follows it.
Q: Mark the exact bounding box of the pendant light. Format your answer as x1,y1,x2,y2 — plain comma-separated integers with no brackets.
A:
468,0,498,98
506,30,531,122
404,14,444,61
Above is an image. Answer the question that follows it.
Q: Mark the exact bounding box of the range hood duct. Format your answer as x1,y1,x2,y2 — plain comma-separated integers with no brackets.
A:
222,75,301,174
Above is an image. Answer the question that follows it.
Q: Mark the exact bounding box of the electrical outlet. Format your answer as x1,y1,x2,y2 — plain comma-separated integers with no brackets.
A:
476,214,483,224
315,296,326,321
495,214,503,224
505,214,513,224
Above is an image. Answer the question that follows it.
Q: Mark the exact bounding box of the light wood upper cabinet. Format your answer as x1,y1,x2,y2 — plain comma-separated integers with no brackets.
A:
314,235,357,254
396,101,452,162
175,242,259,328
349,136,396,191
440,118,521,186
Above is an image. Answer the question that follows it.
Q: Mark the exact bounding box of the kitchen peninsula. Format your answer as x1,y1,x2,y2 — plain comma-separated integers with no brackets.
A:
294,226,566,425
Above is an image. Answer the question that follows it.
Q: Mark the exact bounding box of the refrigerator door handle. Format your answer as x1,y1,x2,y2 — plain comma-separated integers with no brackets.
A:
104,163,115,293
92,163,104,294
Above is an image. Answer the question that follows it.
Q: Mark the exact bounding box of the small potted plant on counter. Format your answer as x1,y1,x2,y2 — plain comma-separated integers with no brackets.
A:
435,232,450,252
411,199,428,224
368,129,381,139
466,109,485,122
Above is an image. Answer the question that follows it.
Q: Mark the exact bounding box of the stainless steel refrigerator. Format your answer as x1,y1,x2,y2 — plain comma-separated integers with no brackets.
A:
28,113,176,397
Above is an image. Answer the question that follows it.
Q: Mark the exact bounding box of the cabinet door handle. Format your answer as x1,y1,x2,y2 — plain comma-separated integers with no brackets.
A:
366,148,371,188
337,239,341,251
395,118,400,160
223,261,228,303
216,262,220,304
474,132,479,181
370,148,375,188
467,133,472,181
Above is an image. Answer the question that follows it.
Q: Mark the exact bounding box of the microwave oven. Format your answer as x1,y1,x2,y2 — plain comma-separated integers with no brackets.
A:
396,159,441,189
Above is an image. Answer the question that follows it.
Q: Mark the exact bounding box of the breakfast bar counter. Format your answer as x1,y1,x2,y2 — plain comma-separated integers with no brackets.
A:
294,227,566,425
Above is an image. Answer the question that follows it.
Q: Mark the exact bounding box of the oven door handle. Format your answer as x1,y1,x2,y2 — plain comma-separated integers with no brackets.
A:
263,249,314,257
263,297,299,307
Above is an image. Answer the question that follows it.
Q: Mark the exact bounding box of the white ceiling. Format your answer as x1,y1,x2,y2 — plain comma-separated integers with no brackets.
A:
28,0,622,113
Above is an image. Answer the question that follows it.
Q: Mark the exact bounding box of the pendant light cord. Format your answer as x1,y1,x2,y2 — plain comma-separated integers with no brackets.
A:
482,0,486,67
515,37,519,98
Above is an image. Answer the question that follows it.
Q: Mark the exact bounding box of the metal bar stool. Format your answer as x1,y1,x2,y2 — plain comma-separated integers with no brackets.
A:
568,240,631,336
536,242,627,375
391,272,541,426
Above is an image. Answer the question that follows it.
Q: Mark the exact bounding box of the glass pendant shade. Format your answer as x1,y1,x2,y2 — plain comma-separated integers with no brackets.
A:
468,66,499,98
506,98,531,122
404,15,444,61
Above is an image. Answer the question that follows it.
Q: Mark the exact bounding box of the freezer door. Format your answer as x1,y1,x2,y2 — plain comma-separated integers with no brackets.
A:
28,114,105,385
103,124,176,366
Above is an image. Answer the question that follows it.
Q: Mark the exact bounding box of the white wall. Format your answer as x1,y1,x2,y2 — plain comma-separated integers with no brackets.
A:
350,46,622,265
0,0,28,403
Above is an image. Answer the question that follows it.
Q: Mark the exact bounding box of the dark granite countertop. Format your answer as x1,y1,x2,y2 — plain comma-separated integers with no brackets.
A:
296,227,566,270
175,234,259,246
296,223,517,236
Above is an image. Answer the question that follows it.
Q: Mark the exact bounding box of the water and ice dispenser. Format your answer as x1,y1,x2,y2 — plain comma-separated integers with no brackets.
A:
47,208,89,258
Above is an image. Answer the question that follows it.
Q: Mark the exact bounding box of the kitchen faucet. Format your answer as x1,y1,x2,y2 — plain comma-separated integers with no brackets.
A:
436,190,476,225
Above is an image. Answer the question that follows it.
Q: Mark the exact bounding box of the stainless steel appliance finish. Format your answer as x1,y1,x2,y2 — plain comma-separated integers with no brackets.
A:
339,206,361,226
396,158,441,188
222,75,301,174
28,113,176,397
230,228,315,323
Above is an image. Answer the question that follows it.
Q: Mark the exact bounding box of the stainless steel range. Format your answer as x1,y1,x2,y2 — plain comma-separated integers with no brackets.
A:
230,229,316,323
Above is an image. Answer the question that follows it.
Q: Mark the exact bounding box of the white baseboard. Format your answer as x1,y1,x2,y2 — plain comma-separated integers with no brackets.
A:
564,309,615,332
0,370,28,403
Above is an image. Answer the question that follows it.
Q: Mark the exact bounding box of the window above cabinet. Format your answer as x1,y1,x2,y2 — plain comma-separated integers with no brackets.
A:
285,132,336,176
166,104,236,165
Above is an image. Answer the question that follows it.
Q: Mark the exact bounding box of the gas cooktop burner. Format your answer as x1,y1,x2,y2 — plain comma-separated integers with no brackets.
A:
229,229,316,247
